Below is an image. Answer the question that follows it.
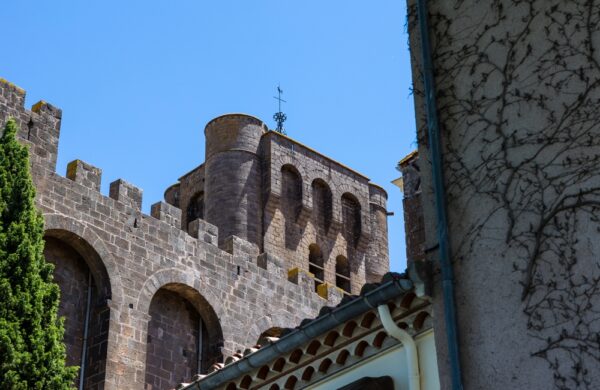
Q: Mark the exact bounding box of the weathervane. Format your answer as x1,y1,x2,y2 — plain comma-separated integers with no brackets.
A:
273,85,287,134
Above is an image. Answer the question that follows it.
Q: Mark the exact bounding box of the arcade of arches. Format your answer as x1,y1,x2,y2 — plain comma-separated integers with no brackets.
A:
44,232,224,390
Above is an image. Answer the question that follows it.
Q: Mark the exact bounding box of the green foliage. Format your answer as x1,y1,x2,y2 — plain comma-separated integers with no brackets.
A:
0,118,77,389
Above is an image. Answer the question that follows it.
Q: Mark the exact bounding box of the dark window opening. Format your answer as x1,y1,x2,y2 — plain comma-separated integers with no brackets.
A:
341,193,361,247
309,244,324,292
187,192,204,225
335,255,351,294
312,179,333,232
281,165,303,220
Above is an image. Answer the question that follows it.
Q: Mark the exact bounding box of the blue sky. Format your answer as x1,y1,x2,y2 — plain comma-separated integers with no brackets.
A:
1,1,416,272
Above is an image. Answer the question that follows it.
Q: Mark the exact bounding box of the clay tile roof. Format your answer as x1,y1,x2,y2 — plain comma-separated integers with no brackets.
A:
176,272,415,390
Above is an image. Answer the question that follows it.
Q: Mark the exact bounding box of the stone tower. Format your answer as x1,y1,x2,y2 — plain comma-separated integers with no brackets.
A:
166,113,390,292
204,114,266,247
0,78,390,390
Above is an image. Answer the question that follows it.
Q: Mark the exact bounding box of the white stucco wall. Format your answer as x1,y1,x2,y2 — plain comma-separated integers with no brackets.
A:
407,1,600,389
307,330,439,390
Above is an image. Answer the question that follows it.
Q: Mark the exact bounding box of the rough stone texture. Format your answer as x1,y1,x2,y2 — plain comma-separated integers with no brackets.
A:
67,160,102,192
0,79,390,390
145,289,199,390
44,236,109,389
151,201,182,229
398,154,425,265
44,237,90,385
176,165,203,232
172,118,390,296
109,179,143,211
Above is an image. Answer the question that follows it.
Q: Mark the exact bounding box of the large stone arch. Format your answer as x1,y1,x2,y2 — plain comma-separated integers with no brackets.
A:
139,268,225,386
43,213,124,304
137,268,225,320
43,213,120,388
244,311,299,347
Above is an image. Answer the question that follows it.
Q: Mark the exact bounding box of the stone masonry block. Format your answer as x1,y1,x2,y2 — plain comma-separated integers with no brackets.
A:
31,100,62,119
256,253,285,276
220,235,259,262
150,201,181,229
0,78,26,108
187,218,218,245
316,283,345,301
288,267,315,293
109,179,142,210
67,159,102,191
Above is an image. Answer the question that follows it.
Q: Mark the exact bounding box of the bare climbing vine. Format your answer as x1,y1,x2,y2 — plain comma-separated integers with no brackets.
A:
410,1,600,388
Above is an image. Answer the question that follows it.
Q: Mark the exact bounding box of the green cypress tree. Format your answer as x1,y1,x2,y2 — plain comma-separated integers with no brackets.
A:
0,118,77,389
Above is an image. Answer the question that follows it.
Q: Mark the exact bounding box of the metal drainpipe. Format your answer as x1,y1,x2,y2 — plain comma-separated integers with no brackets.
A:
79,271,93,390
377,305,420,390
197,319,203,374
415,0,464,389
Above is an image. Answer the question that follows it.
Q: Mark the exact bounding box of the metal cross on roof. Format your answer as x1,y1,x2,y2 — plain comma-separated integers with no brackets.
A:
273,85,287,135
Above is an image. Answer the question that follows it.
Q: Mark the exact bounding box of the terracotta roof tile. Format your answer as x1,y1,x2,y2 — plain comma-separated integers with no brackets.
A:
176,272,414,390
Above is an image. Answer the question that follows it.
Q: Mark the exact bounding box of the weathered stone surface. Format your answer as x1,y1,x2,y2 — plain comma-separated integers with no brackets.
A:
67,159,102,192
0,79,390,390
151,201,182,229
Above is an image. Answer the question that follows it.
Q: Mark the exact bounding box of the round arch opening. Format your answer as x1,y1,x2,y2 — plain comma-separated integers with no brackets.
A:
144,283,224,389
43,229,111,389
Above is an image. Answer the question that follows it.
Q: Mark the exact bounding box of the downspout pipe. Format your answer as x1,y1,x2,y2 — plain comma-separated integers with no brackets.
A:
183,275,413,390
79,271,93,390
415,1,464,389
377,304,420,390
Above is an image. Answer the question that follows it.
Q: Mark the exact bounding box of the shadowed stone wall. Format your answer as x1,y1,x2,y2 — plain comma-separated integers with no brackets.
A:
44,237,90,384
145,289,200,390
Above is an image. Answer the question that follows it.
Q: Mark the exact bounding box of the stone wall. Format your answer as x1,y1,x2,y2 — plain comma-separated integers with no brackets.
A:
260,132,388,294
398,153,425,266
0,79,351,390
44,237,91,385
176,164,204,233
165,116,391,296
145,289,200,390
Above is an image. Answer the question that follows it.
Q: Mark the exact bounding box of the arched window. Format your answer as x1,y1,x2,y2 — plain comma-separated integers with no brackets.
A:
281,165,302,220
145,284,223,389
341,193,361,247
187,192,204,224
311,179,332,232
308,244,324,292
335,255,351,294
43,233,111,389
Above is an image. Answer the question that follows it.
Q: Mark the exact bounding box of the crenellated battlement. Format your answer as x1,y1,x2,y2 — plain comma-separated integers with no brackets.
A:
0,79,62,171
0,77,344,291
60,151,343,308
0,78,386,389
